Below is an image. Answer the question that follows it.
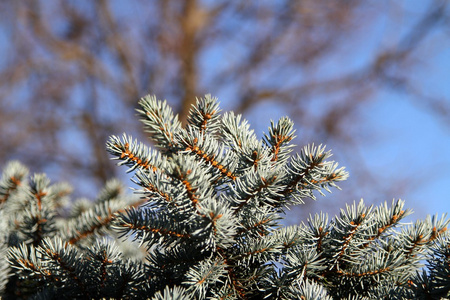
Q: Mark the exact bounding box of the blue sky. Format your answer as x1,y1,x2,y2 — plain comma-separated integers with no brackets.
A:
334,1,450,219
358,90,450,219
222,1,450,221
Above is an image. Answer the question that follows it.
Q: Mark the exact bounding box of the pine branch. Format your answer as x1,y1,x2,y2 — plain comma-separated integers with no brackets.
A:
107,134,166,173
186,94,222,136
179,128,237,181
137,95,182,154
113,207,192,248
0,161,28,206
263,117,296,164
63,197,146,245
361,199,411,249
231,166,284,213
3,94,449,299
183,257,227,299
220,112,268,173
275,144,348,206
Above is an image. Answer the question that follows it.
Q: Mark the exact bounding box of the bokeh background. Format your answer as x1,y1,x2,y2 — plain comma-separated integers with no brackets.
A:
0,0,449,222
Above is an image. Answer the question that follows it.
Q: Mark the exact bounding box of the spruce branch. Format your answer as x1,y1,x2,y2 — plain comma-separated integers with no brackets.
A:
231,165,285,212
220,112,269,173
8,243,45,279
178,127,237,181
236,207,280,238
0,161,29,206
361,199,411,248
166,154,216,212
95,178,127,204
186,94,222,136
416,235,450,297
9,174,59,247
279,144,348,206
263,117,296,164
400,213,449,259
62,197,146,245
8,237,149,299
137,95,182,154
107,134,167,174
133,169,175,208
113,207,192,249
183,257,227,299
3,94,449,299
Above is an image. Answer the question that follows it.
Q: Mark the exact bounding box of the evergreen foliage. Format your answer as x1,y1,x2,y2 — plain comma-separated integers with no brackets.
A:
1,94,449,299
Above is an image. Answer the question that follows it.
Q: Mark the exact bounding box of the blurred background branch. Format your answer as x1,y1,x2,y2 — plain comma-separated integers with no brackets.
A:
0,0,449,220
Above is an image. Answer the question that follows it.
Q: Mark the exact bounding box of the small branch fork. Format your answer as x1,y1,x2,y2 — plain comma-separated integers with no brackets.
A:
337,213,366,261
198,110,216,134
361,210,406,249
270,134,292,162
405,226,448,258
